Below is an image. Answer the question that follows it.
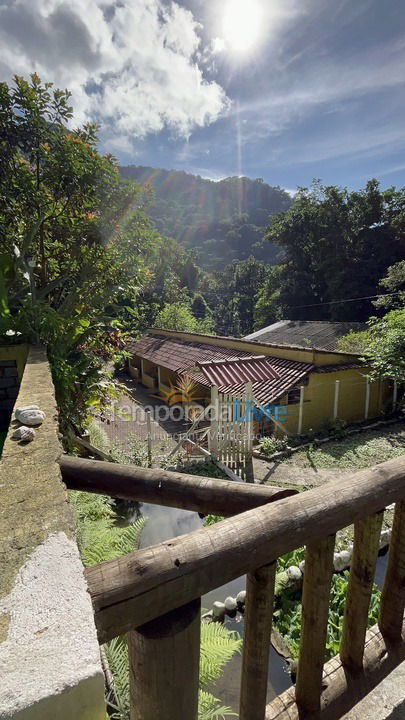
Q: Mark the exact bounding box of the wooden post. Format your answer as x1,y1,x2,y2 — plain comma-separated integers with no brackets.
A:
240,562,276,720
128,598,201,720
210,386,219,457
141,358,145,383
364,378,370,420
340,511,384,672
146,409,152,468
157,366,161,390
333,380,340,421
379,500,405,641
298,385,304,434
295,535,335,715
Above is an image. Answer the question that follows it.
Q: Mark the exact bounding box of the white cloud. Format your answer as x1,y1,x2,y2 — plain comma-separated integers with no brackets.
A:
0,0,230,141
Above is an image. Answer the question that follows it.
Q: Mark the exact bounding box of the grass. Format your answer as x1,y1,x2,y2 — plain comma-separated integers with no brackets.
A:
284,422,405,471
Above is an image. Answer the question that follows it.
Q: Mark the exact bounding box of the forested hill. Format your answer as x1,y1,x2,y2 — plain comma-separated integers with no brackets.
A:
119,165,292,269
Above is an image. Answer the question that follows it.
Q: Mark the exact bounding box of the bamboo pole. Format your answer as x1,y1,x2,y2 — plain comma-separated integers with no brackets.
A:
379,500,405,641
364,378,370,420
240,562,276,720
129,598,200,720
340,511,384,672
210,386,219,457
295,535,335,714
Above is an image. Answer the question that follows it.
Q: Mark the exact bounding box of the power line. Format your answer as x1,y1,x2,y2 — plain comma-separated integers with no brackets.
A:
288,291,402,310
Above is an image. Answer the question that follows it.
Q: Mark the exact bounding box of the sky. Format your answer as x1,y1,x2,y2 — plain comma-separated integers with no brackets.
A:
0,0,404,191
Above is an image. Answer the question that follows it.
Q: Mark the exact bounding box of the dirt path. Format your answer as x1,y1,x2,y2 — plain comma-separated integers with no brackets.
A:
253,456,350,488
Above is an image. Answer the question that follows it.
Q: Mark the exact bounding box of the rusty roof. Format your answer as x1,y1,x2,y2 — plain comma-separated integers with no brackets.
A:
127,332,313,405
197,356,280,386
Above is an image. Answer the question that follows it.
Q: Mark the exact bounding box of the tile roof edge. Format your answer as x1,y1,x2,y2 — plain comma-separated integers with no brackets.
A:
144,328,362,357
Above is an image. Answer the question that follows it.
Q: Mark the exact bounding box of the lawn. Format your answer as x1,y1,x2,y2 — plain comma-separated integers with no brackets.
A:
284,422,405,471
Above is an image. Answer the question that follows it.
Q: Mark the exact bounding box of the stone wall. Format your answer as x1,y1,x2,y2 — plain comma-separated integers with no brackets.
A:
0,345,28,431
0,346,105,720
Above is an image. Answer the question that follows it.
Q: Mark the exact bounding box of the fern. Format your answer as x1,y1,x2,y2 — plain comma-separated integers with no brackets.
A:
101,624,241,720
79,516,147,567
200,621,242,687
198,691,238,719
104,637,130,720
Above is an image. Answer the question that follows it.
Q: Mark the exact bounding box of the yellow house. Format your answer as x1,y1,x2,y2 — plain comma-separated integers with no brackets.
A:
126,328,394,437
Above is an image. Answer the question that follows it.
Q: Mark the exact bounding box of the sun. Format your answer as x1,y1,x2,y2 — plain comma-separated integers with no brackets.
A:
222,0,262,53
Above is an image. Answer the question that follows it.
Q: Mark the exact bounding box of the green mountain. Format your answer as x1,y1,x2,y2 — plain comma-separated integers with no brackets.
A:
120,165,292,270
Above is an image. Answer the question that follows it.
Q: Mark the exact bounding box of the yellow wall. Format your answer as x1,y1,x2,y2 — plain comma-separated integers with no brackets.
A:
277,367,391,435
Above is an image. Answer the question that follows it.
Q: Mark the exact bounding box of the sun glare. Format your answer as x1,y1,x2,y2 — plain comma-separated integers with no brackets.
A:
222,0,262,53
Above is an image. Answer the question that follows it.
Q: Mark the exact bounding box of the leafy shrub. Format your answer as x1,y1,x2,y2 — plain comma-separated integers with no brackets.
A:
258,436,288,456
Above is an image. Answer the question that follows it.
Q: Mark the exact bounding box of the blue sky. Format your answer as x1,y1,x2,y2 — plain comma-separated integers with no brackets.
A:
1,0,404,191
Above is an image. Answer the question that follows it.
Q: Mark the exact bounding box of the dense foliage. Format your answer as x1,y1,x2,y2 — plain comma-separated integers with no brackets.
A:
120,165,292,270
265,180,405,322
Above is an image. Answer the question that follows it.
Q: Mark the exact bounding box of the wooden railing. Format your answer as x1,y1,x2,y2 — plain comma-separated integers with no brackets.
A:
60,455,405,720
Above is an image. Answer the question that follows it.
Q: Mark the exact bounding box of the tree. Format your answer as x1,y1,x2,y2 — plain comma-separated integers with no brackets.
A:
373,261,405,311
154,302,214,334
265,180,405,321
0,74,158,430
364,309,405,384
254,265,283,329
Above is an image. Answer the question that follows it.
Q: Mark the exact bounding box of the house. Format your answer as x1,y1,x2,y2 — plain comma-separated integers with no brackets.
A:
244,320,367,351
126,328,394,437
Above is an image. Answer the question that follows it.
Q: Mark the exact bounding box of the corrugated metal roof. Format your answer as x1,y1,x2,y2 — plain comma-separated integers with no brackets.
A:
197,356,280,386
127,333,313,405
244,320,367,351
126,333,252,372
195,356,313,405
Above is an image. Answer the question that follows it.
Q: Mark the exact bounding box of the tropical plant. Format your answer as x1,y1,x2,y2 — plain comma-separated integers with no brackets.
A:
0,74,159,432
364,309,405,384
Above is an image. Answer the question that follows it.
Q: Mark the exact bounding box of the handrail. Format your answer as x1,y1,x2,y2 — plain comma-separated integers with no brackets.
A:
60,455,296,516
68,455,405,720
85,456,405,642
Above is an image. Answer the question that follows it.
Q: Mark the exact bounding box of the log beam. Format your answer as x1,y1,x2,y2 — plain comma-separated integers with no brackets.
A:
240,562,276,720
85,457,405,643
266,621,405,720
340,511,383,672
60,455,296,516
295,535,335,714
379,500,405,641
129,598,200,720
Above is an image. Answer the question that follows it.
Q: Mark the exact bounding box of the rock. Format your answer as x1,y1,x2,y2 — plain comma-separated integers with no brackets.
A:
333,552,347,572
224,596,237,613
11,426,36,442
15,404,39,420
339,550,351,568
286,565,302,583
379,529,391,549
236,590,246,606
299,560,305,574
212,601,226,620
16,408,46,426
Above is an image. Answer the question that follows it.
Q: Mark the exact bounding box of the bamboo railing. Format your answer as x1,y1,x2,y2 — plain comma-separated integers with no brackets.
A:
60,455,405,720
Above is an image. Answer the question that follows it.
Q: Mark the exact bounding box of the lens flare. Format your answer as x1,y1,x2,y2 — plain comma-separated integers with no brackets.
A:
222,0,262,53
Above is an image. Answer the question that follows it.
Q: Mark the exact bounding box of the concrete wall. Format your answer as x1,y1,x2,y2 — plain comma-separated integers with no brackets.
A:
0,347,105,720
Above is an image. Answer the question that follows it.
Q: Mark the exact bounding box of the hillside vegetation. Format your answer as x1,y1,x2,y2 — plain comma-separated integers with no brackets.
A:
120,165,292,269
